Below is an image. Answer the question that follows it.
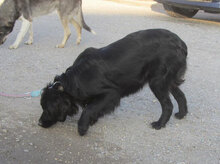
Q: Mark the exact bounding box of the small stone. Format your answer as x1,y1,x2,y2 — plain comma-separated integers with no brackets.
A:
2,129,7,133
24,149,29,153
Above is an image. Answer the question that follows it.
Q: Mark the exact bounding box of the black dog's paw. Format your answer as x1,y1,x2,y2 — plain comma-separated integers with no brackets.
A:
151,121,164,130
175,112,186,119
78,126,88,136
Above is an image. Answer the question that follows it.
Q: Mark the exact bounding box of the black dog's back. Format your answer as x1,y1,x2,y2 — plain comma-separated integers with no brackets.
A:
73,29,187,97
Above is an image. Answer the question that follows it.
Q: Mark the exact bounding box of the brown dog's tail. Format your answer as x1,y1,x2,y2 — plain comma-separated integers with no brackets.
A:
80,10,96,35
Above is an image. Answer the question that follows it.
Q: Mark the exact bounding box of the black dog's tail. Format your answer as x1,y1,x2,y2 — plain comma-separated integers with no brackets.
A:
174,40,187,86
174,64,187,86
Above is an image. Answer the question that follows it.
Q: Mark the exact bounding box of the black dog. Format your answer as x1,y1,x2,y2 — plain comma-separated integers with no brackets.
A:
39,29,188,136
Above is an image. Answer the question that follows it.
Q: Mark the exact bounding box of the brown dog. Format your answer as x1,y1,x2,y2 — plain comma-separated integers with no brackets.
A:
0,0,95,49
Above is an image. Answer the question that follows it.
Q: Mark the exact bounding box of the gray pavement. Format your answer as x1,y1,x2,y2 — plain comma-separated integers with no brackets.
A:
0,0,220,163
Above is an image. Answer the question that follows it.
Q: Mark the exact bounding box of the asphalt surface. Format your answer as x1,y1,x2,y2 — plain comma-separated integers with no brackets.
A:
0,0,220,163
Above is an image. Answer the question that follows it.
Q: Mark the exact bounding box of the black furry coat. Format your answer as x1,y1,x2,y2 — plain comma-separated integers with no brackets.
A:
39,29,187,136
56,29,186,100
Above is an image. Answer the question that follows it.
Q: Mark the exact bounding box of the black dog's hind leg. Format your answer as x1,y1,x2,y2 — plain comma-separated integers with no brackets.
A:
170,86,187,119
149,78,173,130
78,91,120,136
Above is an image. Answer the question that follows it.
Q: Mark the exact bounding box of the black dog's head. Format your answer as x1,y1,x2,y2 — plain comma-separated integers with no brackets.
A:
38,82,78,128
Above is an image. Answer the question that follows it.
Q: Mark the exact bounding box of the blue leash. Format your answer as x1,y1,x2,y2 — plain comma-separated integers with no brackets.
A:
0,89,42,98
30,90,42,97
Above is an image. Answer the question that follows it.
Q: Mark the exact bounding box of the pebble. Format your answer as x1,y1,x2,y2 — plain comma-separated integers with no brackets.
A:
24,149,29,153
2,129,7,133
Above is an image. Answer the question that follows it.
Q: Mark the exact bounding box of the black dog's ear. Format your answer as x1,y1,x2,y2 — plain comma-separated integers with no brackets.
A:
57,99,71,122
54,75,61,82
49,82,64,91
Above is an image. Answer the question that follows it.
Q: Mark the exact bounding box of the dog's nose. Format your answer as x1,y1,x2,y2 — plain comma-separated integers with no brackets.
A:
38,120,43,126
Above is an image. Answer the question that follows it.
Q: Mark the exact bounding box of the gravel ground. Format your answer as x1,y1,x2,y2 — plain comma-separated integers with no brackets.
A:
0,0,220,163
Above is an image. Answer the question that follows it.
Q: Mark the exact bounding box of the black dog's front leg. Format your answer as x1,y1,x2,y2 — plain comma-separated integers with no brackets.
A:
78,91,120,136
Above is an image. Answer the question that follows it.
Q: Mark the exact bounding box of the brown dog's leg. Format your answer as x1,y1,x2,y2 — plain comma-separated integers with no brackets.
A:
25,22,33,45
56,11,71,48
70,18,82,45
